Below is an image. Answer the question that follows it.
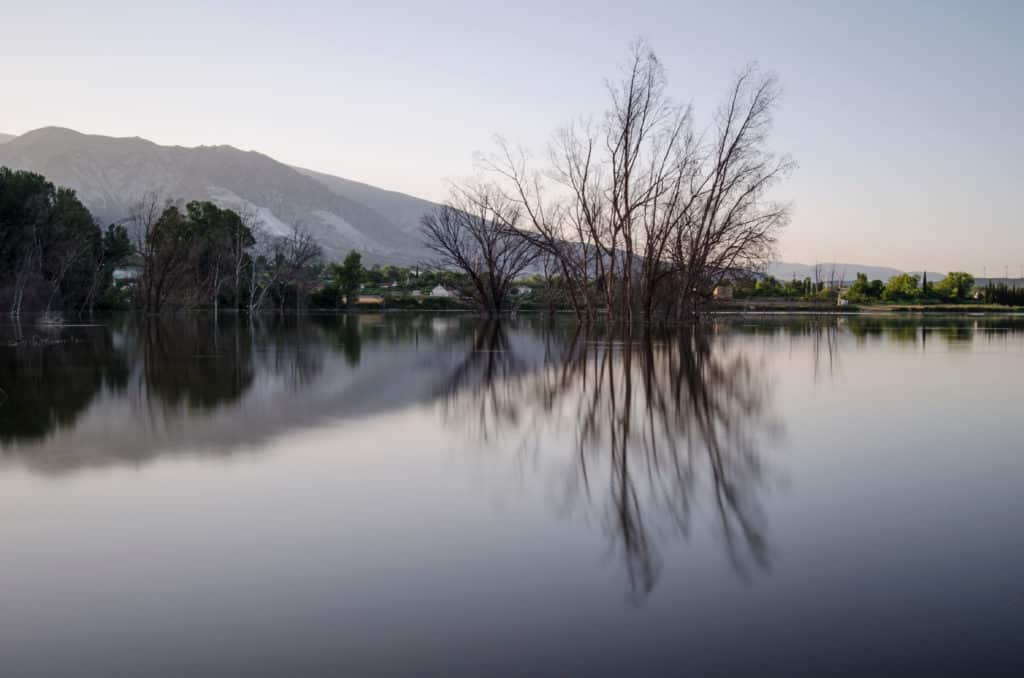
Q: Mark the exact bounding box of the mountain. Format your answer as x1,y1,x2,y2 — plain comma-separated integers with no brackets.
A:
0,128,949,277
768,261,944,283
0,127,438,263
293,167,437,243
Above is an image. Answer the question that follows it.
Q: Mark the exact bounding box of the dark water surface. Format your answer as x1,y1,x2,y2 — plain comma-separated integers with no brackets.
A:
1,314,1022,676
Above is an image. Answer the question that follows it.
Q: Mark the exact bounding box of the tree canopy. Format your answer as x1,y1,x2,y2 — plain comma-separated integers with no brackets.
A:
0,167,102,315
881,273,921,301
933,271,975,301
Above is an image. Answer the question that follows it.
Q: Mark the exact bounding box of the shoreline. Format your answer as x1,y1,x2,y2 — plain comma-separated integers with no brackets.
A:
712,300,1024,315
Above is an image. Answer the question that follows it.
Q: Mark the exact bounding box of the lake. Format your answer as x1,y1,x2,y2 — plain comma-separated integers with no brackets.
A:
1,313,1022,676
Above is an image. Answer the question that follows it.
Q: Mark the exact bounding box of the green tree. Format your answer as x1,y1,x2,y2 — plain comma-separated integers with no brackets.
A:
882,273,921,301
933,271,975,301
143,206,198,312
782,278,805,298
186,201,253,313
331,250,365,307
754,275,783,297
85,223,133,311
846,272,885,302
846,273,870,302
102,223,133,264
0,167,101,315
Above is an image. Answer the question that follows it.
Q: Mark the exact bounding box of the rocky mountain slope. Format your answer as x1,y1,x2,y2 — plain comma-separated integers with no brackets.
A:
0,127,438,263
0,128,941,278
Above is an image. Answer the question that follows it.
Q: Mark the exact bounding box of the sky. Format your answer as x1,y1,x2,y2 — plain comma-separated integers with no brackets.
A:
2,0,1021,272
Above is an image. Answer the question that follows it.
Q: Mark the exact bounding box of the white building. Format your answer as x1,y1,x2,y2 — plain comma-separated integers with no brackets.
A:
112,266,141,282
431,285,452,298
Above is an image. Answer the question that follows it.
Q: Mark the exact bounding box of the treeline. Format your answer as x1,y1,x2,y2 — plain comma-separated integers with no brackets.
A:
0,168,326,316
129,194,323,313
736,271,987,304
980,281,1024,306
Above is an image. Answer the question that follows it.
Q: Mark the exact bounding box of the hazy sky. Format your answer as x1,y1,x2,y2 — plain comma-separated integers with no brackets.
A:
2,1,1021,271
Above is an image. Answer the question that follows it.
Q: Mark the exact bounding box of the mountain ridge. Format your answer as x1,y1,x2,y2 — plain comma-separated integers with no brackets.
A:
0,127,944,277
767,261,944,283
0,127,438,264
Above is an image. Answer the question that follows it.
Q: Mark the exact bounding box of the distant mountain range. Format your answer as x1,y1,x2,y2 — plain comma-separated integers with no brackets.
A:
0,127,439,264
0,127,946,277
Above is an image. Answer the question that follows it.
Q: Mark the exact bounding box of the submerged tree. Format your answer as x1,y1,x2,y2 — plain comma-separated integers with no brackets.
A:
470,40,793,323
421,182,539,315
248,224,322,313
129,197,323,313
141,205,198,312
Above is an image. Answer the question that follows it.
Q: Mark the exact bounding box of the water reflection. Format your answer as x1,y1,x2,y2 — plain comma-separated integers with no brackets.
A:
436,322,781,598
142,316,256,411
0,322,129,444
2,313,1023,674
2,314,1022,456
0,314,496,469
3,313,1024,546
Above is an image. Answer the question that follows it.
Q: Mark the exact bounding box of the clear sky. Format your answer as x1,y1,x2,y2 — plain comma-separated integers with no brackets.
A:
2,0,1021,271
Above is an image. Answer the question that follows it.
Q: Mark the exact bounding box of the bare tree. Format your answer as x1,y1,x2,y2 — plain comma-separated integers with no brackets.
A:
670,63,793,316
140,205,196,313
9,234,38,317
232,207,262,309
129,192,171,312
485,137,604,322
478,41,792,324
248,224,322,313
421,182,539,315
280,225,323,311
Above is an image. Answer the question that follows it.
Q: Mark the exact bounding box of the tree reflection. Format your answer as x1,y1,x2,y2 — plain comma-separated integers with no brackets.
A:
438,321,782,599
5,313,1024,483
251,315,325,391
0,320,129,443
142,315,256,411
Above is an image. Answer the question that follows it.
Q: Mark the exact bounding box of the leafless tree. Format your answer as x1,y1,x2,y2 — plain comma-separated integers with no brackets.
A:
478,40,792,324
484,137,604,322
670,63,792,316
129,192,172,312
9,235,38,317
230,206,261,309
421,182,539,315
248,224,322,313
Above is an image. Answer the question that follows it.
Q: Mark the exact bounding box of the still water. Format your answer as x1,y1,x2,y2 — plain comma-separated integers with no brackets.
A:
1,314,1022,676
